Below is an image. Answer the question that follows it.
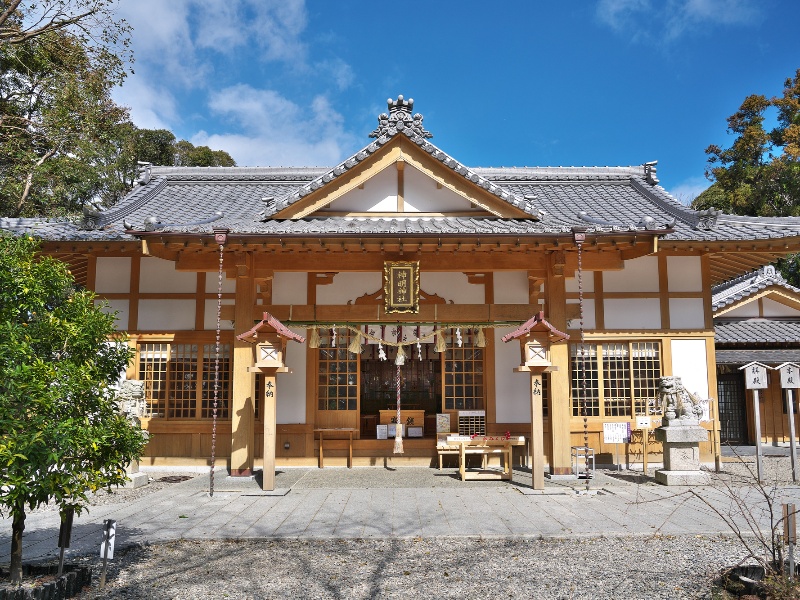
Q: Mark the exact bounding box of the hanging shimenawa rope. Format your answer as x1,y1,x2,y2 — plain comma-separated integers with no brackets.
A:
210,242,224,497
394,329,404,454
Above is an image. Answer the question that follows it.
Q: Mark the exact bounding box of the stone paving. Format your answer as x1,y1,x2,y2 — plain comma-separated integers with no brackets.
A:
2,464,800,567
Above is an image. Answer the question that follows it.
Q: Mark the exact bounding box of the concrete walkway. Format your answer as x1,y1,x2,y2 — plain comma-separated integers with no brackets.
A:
2,466,799,566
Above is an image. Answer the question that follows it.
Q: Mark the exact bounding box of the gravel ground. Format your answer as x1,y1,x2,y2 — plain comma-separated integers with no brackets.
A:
19,456,800,598
76,536,749,599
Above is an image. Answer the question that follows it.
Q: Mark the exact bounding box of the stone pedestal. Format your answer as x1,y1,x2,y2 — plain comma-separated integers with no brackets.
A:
654,421,710,486
124,459,150,489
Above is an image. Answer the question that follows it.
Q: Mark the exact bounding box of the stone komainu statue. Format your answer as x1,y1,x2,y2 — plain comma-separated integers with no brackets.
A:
116,379,147,423
659,376,704,423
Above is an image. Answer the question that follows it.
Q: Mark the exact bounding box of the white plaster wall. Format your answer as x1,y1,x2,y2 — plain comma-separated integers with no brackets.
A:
667,256,703,292
721,303,760,318
604,299,661,329
328,166,396,212
272,272,307,304
138,299,195,330
96,299,129,331
205,273,236,294
420,272,484,303
763,298,800,317
603,256,659,292
94,257,131,293
669,298,706,329
566,274,594,293
277,327,307,424
493,271,529,304
670,339,710,398
403,165,473,212
567,299,596,330
317,272,382,305
204,299,234,330
139,257,197,293
494,327,531,423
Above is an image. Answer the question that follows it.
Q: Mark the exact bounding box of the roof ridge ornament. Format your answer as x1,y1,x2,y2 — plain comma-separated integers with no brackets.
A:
370,95,433,140
643,161,659,185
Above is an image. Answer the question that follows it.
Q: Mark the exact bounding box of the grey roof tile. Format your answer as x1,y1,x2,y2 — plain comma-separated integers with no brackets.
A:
715,319,800,344
715,349,800,365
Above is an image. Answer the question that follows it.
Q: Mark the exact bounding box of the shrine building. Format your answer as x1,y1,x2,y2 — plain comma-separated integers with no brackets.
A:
5,95,800,485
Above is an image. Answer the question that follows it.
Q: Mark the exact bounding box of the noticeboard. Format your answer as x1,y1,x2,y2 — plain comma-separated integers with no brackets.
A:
603,422,631,444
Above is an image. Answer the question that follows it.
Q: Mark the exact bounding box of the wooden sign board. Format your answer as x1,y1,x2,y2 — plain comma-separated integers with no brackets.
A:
384,261,419,314
741,363,769,390
778,363,800,389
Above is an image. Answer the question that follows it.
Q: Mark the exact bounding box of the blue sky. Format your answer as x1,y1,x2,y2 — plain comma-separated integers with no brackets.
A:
113,0,800,203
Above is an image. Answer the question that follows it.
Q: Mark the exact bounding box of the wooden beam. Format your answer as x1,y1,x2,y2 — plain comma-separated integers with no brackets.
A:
220,303,538,324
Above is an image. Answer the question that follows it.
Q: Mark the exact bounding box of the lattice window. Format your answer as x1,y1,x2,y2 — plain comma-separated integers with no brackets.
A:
318,328,358,411
201,343,231,418
139,343,168,417
571,344,599,416
571,341,661,418
168,344,197,418
602,344,630,416
138,341,231,419
444,328,484,411
632,342,661,416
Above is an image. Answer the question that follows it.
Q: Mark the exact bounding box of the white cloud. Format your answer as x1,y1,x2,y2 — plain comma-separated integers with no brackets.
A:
668,176,709,205
112,77,179,131
596,0,760,41
192,86,357,166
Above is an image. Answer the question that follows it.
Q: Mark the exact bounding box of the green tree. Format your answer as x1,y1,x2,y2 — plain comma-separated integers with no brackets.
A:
693,69,800,283
0,0,134,216
0,234,148,585
175,139,236,167
134,128,177,166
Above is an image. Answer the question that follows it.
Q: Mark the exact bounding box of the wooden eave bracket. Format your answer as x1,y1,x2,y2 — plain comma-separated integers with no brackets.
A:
236,311,305,344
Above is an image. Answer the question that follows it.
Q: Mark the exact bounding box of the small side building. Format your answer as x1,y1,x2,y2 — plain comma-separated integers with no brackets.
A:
713,266,800,444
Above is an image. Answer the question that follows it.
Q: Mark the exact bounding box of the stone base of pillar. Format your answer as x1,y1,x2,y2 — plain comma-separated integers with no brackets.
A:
123,460,149,489
655,469,711,486
124,471,150,488
654,421,709,486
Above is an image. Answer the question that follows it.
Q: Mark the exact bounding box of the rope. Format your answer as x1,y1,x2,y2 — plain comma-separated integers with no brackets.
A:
210,243,223,496
394,328,404,454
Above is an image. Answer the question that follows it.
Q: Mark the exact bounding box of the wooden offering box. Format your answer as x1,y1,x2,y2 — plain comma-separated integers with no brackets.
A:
379,409,425,435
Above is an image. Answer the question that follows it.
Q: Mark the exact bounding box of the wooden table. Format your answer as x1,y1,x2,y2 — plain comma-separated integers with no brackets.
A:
441,437,526,481
314,428,356,468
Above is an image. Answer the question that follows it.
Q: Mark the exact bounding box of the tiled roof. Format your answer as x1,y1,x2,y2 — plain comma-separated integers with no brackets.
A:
6,96,800,244
715,349,800,365
7,163,800,243
715,319,800,344
712,266,800,311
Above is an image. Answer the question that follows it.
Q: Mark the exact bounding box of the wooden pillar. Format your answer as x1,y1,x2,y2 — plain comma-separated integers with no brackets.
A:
530,370,546,489
547,251,572,475
230,257,256,476
262,370,278,490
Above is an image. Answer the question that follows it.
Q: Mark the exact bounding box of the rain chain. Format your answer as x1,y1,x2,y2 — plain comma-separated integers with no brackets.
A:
576,236,590,491
209,243,223,497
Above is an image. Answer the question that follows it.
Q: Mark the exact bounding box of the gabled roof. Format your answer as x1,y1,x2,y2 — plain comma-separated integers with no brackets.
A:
501,311,569,343
4,96,800,265
712,266,800,312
